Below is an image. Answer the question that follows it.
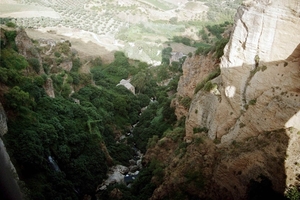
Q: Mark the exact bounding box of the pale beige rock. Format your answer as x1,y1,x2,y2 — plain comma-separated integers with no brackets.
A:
175,0,300,198
174,54,218,119
44,77,55,98
117,79,135,94
59,61,73,72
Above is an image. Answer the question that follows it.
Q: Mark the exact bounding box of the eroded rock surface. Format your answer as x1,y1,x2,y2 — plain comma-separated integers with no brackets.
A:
151,0,300,199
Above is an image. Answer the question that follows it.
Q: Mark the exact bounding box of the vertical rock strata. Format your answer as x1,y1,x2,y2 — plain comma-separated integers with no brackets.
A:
166,0,300,199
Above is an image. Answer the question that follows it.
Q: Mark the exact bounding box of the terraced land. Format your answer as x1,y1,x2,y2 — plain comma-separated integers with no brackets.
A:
0,0,242,63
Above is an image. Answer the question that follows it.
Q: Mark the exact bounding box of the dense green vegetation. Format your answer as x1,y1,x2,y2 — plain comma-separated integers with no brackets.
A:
170,22,231,60
0,27,180,199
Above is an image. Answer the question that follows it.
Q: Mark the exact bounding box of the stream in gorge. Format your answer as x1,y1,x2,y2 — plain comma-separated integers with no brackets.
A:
96,99,158,191
97,120,143,191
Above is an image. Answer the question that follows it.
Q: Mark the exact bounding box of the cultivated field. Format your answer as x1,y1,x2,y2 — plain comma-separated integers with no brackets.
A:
0,0,242,63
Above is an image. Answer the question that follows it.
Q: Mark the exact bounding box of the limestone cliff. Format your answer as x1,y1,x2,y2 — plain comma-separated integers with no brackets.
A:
185,0,300,142
173,54,219,119
147,0,300,199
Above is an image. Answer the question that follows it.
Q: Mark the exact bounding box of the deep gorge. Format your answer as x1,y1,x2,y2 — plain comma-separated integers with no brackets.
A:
1,0,300,199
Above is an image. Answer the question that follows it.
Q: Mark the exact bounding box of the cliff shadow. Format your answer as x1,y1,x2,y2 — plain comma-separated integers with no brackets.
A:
209,48,300,199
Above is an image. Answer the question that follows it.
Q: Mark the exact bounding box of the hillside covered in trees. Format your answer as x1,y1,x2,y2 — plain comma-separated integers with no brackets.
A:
0,24,182,199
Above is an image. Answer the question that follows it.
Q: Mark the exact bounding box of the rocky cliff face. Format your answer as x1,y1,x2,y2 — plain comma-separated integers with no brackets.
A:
185,0,300,142
147,0,300,199
0,103,23,199
15,28,45,75
173,54,219,119
0,103,8,136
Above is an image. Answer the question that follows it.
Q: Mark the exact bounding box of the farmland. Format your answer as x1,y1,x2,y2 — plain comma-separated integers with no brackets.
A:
0,0,242,63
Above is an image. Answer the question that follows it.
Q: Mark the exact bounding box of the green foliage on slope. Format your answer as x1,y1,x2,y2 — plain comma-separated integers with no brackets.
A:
0,27,180,199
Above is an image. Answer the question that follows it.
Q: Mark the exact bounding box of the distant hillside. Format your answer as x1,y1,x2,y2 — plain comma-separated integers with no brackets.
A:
0,0,242,64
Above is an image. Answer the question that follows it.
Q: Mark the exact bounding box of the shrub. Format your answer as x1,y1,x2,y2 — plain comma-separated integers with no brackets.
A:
163,127,185,142
213,138,221,144
261,65,267,71
184,170,205,189
71,57,81,72
193,127,209,133
172,36,191,46
27,58,40,73
286,186,300,200
249,99,256,105
239,122,246,128
195,45,211,55
206,24,225,39
54,51,61,58
1,49,28,70
203,81,214,91
194,137,203,144
195,81,206,94
6,21,16,28
4,30,17,43
147,135,159,148
194,67,220,94
180,96,192,109
213,38,229,59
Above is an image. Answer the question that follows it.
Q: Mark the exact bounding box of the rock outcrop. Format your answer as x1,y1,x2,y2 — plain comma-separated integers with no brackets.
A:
173,54,219,119
183,0,300,142
44,77,55,98
0,103,7,136
149,0,300,199
117,79,135,94
15,28,45,74
0,103,23,200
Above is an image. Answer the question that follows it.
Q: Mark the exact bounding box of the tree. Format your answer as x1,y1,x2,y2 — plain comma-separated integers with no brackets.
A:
28,57,40,73
169,17,178,24
5,86,34,110
161,47,172,64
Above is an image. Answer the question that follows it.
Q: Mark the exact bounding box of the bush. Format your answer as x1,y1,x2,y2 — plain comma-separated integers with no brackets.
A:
71,57,81,72
180,96,191,109
27,58,40,73
193,127,209,134
203,81,214,91
54,51,61,58
285,186,300,200
206,24,225,39
6,21,16,28
261,65,267,71
195,45,211,55
214,38,229,59
161,47,172,64
194,67,220,94
61,84,71,98
163,127,185,142
172,36,191,46
147,135,159,148
91,56,102,66
249,99,256,105
1,49,28,70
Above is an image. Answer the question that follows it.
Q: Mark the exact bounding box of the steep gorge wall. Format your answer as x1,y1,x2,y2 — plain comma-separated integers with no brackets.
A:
0,103,23,200
164,0,300,199
184,0,300,141
173,54,219,120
